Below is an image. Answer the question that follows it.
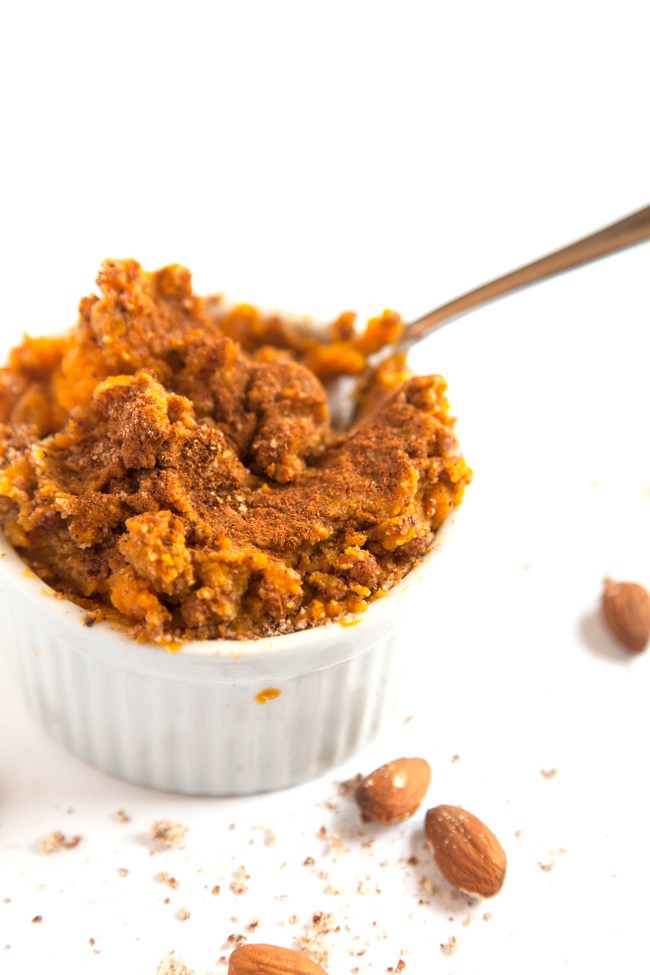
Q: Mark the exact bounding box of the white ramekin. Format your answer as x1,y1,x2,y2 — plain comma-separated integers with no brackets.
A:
0,511,459,795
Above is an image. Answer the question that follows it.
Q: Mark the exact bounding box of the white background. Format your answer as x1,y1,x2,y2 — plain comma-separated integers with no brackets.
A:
1,2,649,973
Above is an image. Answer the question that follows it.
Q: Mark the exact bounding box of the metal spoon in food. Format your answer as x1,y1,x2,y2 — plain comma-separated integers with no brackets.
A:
400,203,650,349
332,203,650,426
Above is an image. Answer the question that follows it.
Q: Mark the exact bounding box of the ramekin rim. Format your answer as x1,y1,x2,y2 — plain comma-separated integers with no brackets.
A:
0,508,459,662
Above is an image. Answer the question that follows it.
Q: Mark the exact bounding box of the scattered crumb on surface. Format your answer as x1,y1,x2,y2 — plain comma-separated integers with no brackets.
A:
326,833,347,856
31,916,43,924
156,956,195,975
320,797,340,811
418,876,437,897
483,912,493,922
335,773,364,798
250,824,277,846
230,882,249,895
175,908,191,922
150,820,187,848
116,868,129,877
41,831,81,854
211,885,221,896
229,866,250,895
115,810,130,825
294,911,339,967
540,768,558,779
440,936,458,956
451,754,461,763
154,872,180,889
539,848,566,872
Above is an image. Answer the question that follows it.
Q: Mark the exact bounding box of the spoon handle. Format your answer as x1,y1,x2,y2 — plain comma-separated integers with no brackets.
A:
403,204,650,345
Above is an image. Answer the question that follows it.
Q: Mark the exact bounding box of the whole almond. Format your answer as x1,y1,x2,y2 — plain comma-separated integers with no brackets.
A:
425,805,506,898
355,757,431,824
228,943,328,975
602,579,650,653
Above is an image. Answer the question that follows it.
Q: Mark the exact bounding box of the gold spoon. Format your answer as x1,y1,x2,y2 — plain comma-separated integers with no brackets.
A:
400,203,650,348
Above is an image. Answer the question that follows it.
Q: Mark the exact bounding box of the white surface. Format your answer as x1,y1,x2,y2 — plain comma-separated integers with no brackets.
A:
1,1,649,972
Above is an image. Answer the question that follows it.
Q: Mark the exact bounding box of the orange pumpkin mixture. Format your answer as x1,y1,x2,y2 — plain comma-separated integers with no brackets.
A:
0,261,471,643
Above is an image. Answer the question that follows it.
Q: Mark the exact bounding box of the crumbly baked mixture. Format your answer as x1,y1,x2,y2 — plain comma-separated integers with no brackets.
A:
0,260,471,643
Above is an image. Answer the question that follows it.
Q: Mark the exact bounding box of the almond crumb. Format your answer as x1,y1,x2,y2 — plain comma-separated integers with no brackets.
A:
150,820,187,848
154,872,179,889
294,912,339,967
41,831,81,854
335,773,364,798
230,882,249,895
440,936,458,956
156,956,195,975
230,866,250,895
175,907,191,921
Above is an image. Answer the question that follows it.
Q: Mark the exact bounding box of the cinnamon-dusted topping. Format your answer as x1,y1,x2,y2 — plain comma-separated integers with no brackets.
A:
0,260,471,642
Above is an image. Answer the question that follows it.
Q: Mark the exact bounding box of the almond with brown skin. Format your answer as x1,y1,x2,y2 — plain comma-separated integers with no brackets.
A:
228,943,328,975
425,805,506,898
602,579,650,653
355,757,431,824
